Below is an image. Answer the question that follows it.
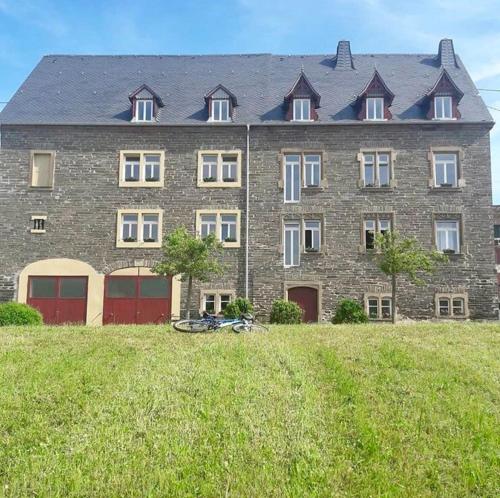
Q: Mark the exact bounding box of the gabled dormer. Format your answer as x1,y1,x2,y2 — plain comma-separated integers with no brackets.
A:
205,84,237,122
424,70,463,120
284,71,321,122
129,84,163,122
355,70,394,121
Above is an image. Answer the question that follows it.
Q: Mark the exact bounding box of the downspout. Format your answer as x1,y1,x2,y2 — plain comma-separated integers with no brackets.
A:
245,124,250,299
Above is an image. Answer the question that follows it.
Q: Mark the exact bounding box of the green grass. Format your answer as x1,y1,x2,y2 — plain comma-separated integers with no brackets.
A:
0,323,499,497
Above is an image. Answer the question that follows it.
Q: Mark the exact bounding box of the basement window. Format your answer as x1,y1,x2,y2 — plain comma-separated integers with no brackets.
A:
31,215,47,233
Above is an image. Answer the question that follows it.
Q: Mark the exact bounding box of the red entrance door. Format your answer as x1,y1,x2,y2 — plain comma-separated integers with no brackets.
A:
27,276,88,324
288,286,319,322
103,275,171,325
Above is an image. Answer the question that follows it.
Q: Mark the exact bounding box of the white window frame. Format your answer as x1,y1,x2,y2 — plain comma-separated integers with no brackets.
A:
435,293,468,318
200,290,236,315
196,210,241,248
293,98,312,121
119,151,164,187
284,154,301,203
135,99,154,122
365,97,384,121
116,209,163,248
435,220,460,254
211,99,230,122
363,216,392,251
433,152,458,188
434,96,454,120
197,150,242,188
361,151,392,188
365,295,392,320
303,154,322,188
304,220,321,253
284,222,301,268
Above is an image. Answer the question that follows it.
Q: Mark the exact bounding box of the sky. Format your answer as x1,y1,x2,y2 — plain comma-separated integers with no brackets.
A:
1,0,499,200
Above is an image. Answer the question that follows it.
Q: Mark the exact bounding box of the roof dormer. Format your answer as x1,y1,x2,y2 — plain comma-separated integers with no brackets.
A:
425,69,463,120
284,71,321,121
205,84,237,122
354,70,394,121
129,84,163,122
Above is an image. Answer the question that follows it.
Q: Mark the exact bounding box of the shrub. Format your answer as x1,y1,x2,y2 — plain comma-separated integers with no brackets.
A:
332,298,368,324
0,302,43,326
270,299,302,324
223,297,253,318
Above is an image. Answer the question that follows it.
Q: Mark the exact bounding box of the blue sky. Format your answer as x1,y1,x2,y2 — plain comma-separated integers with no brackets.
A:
1,0,499,200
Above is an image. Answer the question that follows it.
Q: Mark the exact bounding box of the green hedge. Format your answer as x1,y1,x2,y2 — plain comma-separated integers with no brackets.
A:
332,298,368,324
0,302,43,326
223,298,253,318
270,299,302,324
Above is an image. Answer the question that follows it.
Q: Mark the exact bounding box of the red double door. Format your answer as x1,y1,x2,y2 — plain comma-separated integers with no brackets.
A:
27,276,88,324
103,275,171,325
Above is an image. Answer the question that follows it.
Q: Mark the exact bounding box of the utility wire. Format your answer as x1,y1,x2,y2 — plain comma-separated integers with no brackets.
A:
487,105,500,112
478,88,500,92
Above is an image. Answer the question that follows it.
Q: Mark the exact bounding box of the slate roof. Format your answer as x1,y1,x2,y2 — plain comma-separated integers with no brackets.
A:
0,51,493,125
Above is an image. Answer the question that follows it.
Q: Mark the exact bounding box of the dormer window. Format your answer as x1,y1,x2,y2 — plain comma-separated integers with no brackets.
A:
136,99,153,122
366,97,384,120
211,99,230,122
434,96,453,120
293,99,311,121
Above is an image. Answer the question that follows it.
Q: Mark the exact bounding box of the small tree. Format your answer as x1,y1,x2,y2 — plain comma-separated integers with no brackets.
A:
153,227,223,319
374,231,447,323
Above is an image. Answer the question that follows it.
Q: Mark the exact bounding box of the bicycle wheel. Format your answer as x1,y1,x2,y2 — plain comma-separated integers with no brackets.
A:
173,320,209,332
232,322,269,333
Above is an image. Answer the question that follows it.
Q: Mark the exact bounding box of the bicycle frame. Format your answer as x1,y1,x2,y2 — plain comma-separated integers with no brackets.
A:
200,315,242,331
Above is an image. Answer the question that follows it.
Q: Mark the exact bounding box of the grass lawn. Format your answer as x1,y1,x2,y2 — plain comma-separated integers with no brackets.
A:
0,323,499,497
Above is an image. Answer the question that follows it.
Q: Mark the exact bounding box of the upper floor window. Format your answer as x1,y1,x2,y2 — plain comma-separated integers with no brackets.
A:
434,96,453,120
366,97,384,120
196,210,241,248
364,217,391,250
135,99,154,122
283,152,323,202
284,154,301,203
293,99,311,121
283,218,323,267
284,222,301,267
30,151,55,188
304,154,321,187
494,225,500,246
197,150,242,187
304,220,321,253
116,209,162,248
211,99,230,121
433,153,457,187
435,220,460,254
119,151,164,187
361,152,392,188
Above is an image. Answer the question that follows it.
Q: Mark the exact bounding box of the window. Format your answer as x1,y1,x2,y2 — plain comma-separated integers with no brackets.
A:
364,217,391,250
284,154,301,202
434,96,453,120
211,99,230,121
293,99,311,121
201,291,235,314
366,296,392,319
31,215,47,234
30,151,55,188
494,225,500,246
196,210,241,247
436,294,467,318
29,277,87,299
197,151,242,187
284,222,300,267
366,97,384,120
304,220,321,252
119,151,164,187
361,152,392,187
135,99,154,122
116,210,163,248
304,155,321,187
435,220,460,254
433,153,458,188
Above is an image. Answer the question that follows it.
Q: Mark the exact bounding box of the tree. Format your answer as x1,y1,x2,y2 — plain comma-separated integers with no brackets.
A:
153,227,224,319
374,231,447,323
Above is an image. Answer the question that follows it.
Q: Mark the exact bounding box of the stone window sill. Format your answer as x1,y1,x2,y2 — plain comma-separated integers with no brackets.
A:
360,186,395,192
428,186,463,193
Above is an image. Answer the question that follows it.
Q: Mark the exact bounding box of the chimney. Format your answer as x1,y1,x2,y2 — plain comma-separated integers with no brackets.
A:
438,39,458,68
335,40,354,70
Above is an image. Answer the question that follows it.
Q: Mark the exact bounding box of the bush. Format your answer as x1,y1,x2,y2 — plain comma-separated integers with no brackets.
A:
0,302,43,326
332,298,368,324
223,297,253,318
270,299,303,324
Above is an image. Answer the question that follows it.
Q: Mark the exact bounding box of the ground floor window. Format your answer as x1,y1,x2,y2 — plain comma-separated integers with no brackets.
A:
436,294,467,318
366,295,392,320
201,290,235,314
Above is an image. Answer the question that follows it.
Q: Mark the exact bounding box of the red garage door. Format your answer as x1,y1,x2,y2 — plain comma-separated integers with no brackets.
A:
103,276,171,325
288,286,319,322
27,276,88,324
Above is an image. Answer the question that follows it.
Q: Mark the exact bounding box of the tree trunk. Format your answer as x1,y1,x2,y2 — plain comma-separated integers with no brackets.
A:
186,276,193,319
392,273,397,324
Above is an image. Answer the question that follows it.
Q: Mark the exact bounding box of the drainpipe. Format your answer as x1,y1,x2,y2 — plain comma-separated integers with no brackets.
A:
245,124,250,299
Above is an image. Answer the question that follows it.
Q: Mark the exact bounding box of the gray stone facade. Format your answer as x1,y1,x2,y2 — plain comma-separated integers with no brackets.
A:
0,121,497,320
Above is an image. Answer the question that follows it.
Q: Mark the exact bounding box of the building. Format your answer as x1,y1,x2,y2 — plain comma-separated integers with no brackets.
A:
0,39,497,324
493,205,500,296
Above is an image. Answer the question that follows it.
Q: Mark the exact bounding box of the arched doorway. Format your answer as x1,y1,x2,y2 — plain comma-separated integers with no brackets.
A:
287,286,319,322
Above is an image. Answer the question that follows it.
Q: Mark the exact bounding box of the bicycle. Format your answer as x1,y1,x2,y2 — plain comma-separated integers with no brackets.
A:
173,312,268,333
